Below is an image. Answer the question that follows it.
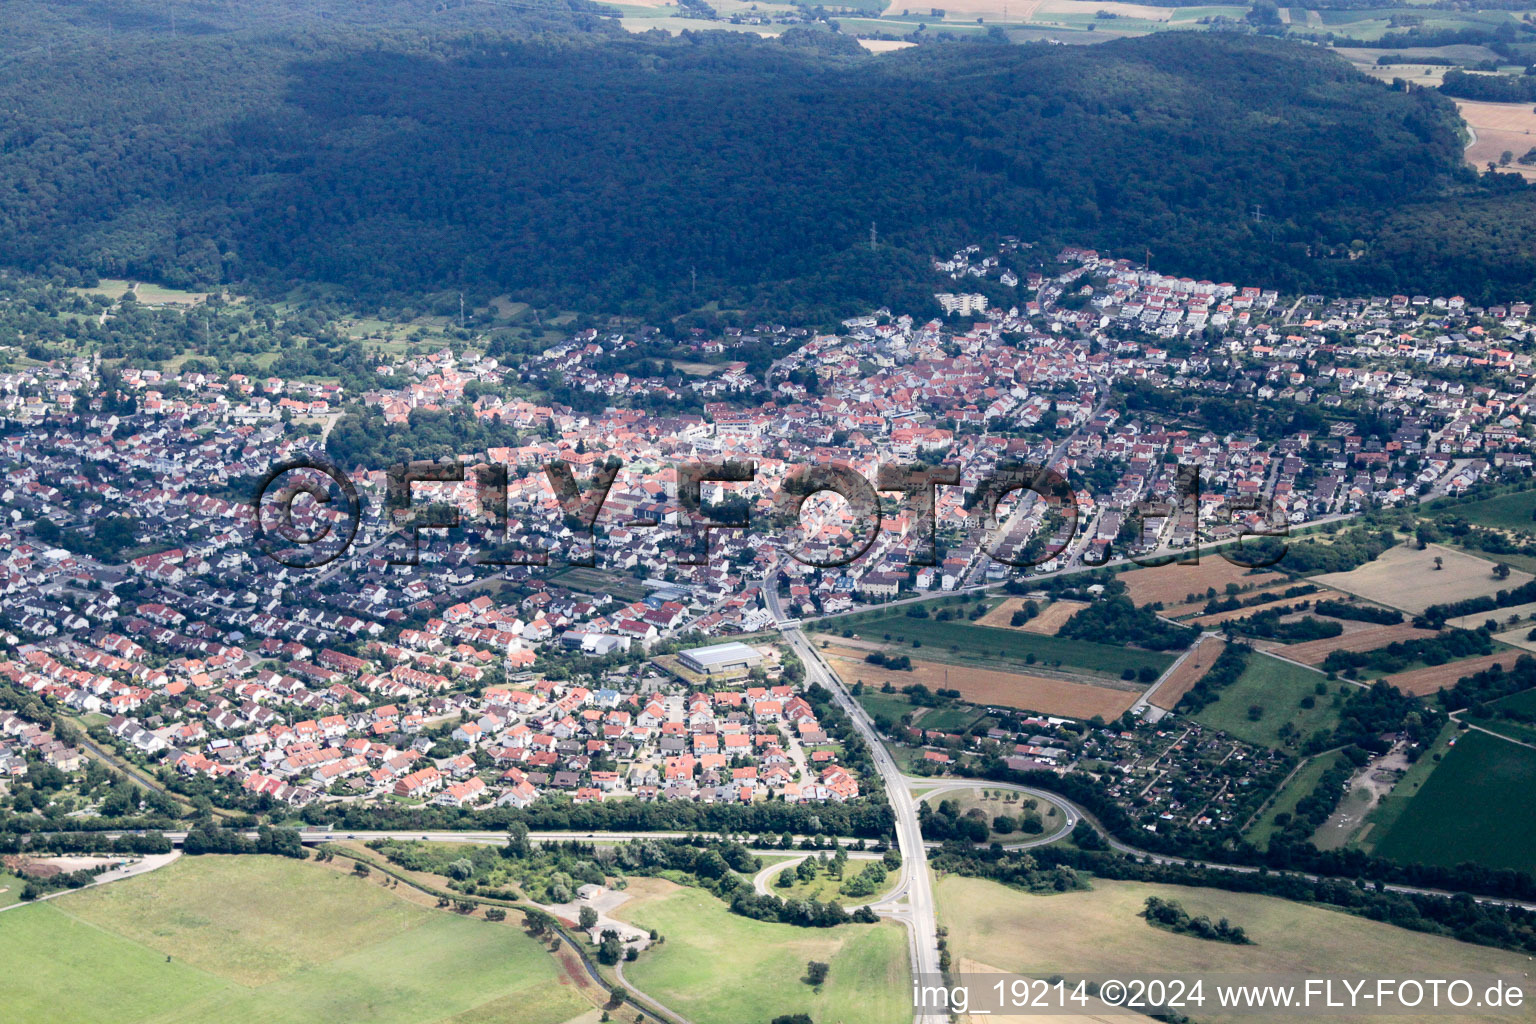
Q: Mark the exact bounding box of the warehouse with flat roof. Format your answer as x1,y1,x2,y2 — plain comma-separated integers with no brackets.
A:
678,641,764,676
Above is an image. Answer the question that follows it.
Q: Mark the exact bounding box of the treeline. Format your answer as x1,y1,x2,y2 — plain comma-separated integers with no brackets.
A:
1173,641,1252,713
1320,627,1490,676
927,844,1088,895
1419,577,1536,627
863,652,913,671
1267,750,1359,848
1225,603,1343,643
301,790,896,838
182,825,307,858
1439,68,1536,103
940,841,1536,955
1202,583,1317,615
1243,526,1399,576
1058,596,1198,652
0,831,174,856
1141,896,1252,944
1437,653,1536,716
1314,599,1403,625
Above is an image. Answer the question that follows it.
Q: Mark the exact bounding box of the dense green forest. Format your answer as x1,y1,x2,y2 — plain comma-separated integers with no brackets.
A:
3,0,1536,321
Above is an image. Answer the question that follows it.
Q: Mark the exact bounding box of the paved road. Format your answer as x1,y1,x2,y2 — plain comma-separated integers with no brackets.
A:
764,579,944,1024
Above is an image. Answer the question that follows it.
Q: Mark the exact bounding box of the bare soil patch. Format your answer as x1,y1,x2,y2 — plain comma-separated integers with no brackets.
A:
977,597,1087,634
1378,651,1526,696
1149,638,1226,711
1278,623,1444,666
827,653,1137,720
1121,561,1284,608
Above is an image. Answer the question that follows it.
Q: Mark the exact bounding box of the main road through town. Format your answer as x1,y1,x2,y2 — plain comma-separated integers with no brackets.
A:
763,577,945,1024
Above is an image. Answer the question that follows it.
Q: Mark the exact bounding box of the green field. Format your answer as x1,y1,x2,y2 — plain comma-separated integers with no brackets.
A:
1191,652,1344,749
1354,721,1457,855
614,880,911,1024
0,855,590,1024
1442,490,1536,532
815,610,1175,680
767,859,901,904
1372,729,1536,872
1245,749,1350,849
938,874,1536,1019
1467,716,1536,746
1491,685,1536,715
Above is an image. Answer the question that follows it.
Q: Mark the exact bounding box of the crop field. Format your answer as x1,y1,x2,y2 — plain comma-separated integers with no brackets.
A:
976,597,1088,634
1377,650,1526,696
1491,685,1536,715
612,878,911,1024
1447,598,1536,631
1190,652,1343,749
1314,544,1530,614
1278,622,1443,666
1443,488,1536,531
1184,583,1337,627
938,875,1535,1024
816,610,1175,680
1120,560,1284,608
826,651,1139,721
1372,729,1536,872
1148,637,1225,710
1458,99,1536,181
0,855,591,1024
1353,722,1458,855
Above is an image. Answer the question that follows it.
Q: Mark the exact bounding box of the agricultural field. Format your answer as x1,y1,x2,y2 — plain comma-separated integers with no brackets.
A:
1120,560,1284,608
1314,544,1530,614
1376,650,1526,696
1490,685,1536,715
938,875,1535,1024
1442,488,1536,531
976,597,1088,634
1278,622,1442,666
1458,99,1536,180
1190,652,1344,749
1447,598,1536,631
815,609,1175,680
0,855,593,1024
1183,581,1334,627
1353,722,1459,855
1372,729,1536,872
826,651,1139,722
1245,749,1351,850
1147,636,1225,711
612,877,911,1024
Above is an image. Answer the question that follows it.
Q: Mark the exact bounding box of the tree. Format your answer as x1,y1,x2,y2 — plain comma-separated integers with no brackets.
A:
579,905,600,931
805,960,830,986
485,907,507,922
1434,555,1444,571
1494,562,1512,580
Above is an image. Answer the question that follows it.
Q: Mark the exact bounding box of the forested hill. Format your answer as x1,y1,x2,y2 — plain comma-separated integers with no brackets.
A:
0,5,1527,320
